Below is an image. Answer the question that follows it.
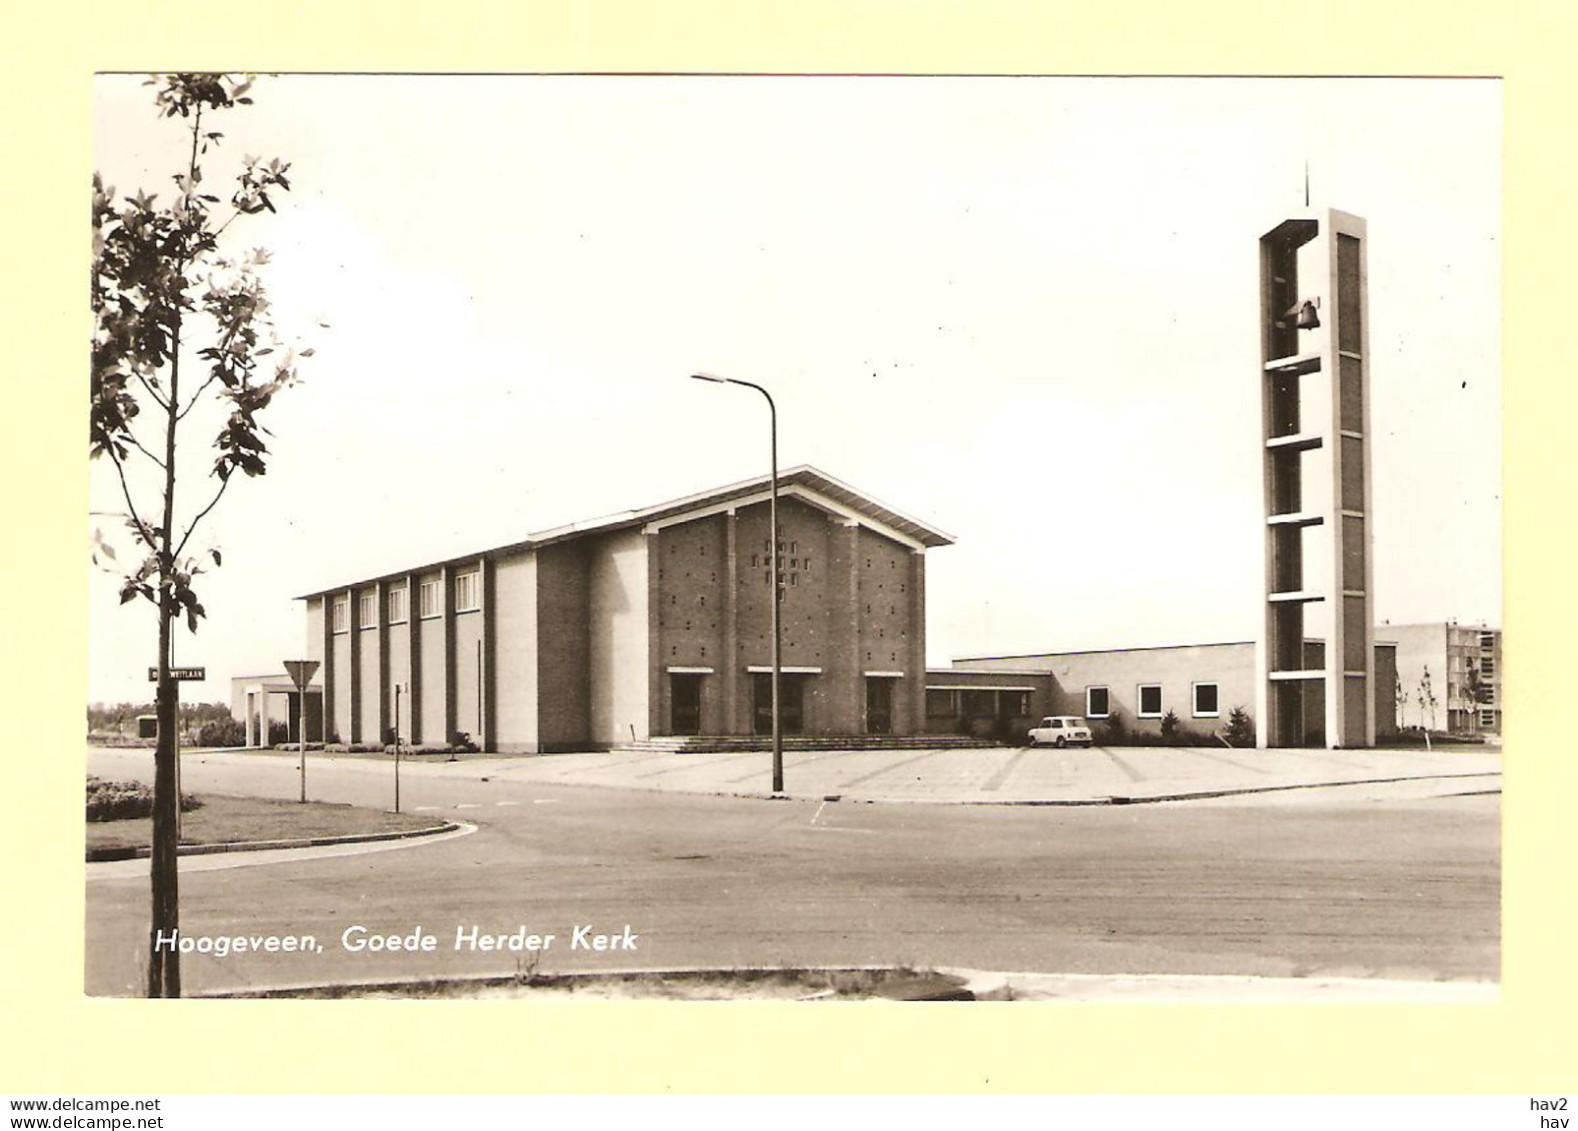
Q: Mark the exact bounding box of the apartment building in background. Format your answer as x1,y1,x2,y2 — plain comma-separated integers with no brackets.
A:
1386,621,1502,736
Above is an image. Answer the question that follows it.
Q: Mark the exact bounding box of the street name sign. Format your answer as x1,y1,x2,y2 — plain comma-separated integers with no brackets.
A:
149,667,206,681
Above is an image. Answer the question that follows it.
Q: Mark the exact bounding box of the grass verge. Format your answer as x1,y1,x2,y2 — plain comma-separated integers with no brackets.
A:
86,793,446,856
238,746,495,764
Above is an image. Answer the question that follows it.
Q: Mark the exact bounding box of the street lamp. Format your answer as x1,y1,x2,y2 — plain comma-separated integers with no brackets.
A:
691,372,783,795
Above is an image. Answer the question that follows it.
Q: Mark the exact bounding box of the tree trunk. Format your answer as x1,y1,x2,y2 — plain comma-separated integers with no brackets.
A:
148,598,180,997
147,256,185,998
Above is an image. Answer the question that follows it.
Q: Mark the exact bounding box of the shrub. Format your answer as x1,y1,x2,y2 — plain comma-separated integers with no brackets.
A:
1223,706,1254,747
965,716,995,739
450,731,480,753
267,720,290,745
1160,710,1181,745
194,717,247,748
1097,708,1126,745
86,776,201,822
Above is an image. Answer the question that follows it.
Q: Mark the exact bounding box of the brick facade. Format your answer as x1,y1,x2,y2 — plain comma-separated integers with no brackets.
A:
651,498,925,738
302,470,951,753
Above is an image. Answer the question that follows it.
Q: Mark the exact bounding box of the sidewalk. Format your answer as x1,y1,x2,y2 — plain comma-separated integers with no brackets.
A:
217,742,1502,806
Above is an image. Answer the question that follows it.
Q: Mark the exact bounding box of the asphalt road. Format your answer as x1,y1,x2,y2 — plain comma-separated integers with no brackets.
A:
84,748,1499,996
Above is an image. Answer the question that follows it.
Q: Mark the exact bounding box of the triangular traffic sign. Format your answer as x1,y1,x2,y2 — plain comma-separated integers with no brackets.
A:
282,659,320,691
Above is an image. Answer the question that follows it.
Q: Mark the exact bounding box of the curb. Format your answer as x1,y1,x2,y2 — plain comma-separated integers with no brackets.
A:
936,967,1498,1003
195,963,973,1001
713,770,1500,808
85,820,462,863
975,770,1503,807
189,963,1495,1003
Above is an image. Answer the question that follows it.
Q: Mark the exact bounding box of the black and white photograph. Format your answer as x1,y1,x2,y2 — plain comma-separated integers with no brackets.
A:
85,73,1501,1003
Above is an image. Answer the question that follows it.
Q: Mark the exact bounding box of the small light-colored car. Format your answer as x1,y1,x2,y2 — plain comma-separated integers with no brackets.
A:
1028,715,1093,748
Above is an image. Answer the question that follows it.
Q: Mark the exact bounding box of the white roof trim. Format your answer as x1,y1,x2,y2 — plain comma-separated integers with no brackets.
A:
300,464,951,600
245,680,323,693
937,667,1054,677
790,464,957,544
543,465,951,545
926,684,1037,692
643,483,928,552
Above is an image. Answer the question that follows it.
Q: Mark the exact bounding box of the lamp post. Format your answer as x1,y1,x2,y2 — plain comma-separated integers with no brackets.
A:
393,682,403,814
690,373,783,794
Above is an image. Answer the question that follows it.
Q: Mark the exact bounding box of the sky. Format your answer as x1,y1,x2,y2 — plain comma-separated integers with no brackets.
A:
88,75,1502,704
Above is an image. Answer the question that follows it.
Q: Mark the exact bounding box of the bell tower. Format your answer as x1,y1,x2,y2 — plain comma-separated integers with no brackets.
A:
1255,209,1375,748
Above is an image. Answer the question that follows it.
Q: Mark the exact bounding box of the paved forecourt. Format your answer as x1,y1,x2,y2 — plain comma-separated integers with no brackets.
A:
90,742,1500,806
483,743,1500,803
273,743,1499,805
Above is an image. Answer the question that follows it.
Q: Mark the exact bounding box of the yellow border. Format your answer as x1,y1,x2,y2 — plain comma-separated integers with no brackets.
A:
4,0,1574,1094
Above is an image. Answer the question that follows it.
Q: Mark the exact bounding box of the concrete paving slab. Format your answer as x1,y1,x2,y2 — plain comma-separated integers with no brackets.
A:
92,743,1501,807
455,744,1501,805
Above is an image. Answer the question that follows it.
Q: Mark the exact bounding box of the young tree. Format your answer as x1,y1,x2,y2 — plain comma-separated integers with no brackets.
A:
1159,709,1181,746
91,73,311,997
1417,665,1439,741
1464,658,1484,734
